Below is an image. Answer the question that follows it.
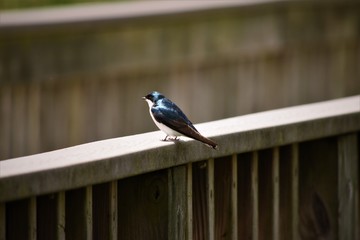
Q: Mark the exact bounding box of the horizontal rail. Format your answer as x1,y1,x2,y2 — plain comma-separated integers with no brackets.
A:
0,95,359,202
1,0,357,29
0,0,277,28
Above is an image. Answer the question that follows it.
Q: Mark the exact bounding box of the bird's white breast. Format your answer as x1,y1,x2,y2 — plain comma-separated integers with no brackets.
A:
145,99,182,137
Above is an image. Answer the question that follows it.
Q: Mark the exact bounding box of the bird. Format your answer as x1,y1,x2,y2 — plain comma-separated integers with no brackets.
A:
143,91,218,149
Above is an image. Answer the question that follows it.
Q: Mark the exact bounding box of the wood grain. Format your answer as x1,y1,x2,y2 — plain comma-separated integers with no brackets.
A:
338,134,359,240
0,96,359,202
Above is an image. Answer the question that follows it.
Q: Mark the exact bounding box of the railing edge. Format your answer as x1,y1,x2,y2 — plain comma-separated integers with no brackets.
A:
0,95,359,202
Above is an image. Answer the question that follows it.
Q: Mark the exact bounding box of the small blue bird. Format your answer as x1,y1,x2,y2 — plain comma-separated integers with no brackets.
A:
143,91,218,149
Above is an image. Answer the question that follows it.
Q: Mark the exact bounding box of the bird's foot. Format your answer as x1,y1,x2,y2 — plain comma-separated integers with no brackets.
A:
162,136,180,141
171,136,181,141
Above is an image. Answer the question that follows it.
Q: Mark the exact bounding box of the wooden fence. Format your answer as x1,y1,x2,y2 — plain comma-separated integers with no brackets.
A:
0,96,359,240
1,1,360,160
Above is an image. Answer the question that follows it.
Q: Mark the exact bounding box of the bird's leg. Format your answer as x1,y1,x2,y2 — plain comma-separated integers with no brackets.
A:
162,136,180,141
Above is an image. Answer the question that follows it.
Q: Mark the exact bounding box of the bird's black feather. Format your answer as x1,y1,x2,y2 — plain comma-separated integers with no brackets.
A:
144,91,218,149
151,98,198,133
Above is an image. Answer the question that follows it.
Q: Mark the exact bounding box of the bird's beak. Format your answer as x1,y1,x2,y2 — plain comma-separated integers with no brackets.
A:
142,96,146,100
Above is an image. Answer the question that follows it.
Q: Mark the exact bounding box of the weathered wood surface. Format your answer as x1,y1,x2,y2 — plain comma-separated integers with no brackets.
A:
231,154,238,240
207,158,215,240
65,187,92,240
29,197,37,240
56,192,65,240
1,1,360,160
251,152,259,240
258,149,273,240
0,203,4,240
0,96,359,202
192,161,208,240
0,1,279,25
337,134,359,240
117,170,168,240
109,181,118,240
0,203,5,240
299,138,338,239
186,163,193,240
291,144,299,240
0,97,359,240
168,165,190,240
272,148,280,240
237,152,253,239
6,199,31,239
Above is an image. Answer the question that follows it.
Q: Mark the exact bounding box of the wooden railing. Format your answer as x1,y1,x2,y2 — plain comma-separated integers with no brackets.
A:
2,1,360,161
0,96,359,240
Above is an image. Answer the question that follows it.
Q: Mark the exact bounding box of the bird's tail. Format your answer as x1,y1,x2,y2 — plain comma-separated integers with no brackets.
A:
191,131,218,150
202,137,218,150
178,125,218,149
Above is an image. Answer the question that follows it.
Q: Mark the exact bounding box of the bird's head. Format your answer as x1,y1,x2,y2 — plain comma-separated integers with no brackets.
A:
142,91,165,107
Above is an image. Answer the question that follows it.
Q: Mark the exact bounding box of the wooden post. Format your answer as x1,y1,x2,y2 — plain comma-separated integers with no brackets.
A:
109,181,118,240
0,203,5,240
168,164,192,240
231,154,238,240
57,192,66,240
66,187,93,240
272,148,280,240
85,186,92,240
251,151,259,240
338,134,359,240
187,163,193,240
29,197,37,240
207,158,215,240
291,144,299,240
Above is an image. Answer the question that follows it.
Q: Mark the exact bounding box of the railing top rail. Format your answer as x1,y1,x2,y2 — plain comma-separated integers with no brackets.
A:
1,95,359,202
0,0,277,29
1,0,358,29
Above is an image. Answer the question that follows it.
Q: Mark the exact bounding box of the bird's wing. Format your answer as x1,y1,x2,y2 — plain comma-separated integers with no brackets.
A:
151,102,198,133
151,99,218,149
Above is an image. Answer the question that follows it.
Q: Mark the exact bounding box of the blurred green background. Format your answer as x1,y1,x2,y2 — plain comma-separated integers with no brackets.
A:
1,1,360,160
1,0,122,10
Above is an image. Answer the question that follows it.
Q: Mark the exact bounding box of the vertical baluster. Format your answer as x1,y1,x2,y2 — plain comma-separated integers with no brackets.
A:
85,186,92,240
57,192,66,240
29,197,37,240
168,164,193,240
187,163,193,240
0,203,5,240
207,158,215,240
291,144,299,240
251,151,259,240
231,154,238,240
338,134,359,240
272,148,280,240
109,181,118,240
66,186,93,239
